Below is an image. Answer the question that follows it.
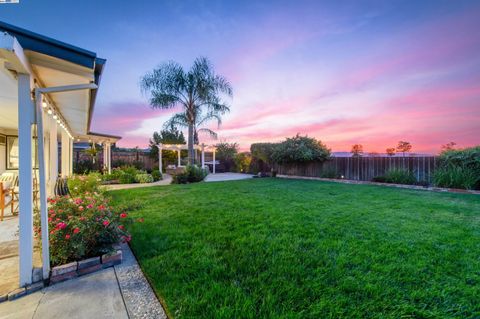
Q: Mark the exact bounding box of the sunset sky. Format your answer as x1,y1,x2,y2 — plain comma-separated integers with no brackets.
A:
1,1,479,154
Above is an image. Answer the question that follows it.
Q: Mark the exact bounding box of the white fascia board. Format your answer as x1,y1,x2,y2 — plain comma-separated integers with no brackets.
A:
0,32,32,74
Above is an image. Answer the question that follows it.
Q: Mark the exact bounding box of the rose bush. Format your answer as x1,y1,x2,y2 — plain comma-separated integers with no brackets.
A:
34,192,135,266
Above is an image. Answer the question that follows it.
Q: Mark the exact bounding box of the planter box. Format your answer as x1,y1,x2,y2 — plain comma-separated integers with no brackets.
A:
49,249,123,286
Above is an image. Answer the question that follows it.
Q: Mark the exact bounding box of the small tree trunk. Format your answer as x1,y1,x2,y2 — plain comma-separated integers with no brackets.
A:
188,124,194,165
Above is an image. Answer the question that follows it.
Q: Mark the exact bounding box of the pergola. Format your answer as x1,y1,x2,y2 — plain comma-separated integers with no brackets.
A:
75,132,121,174
158,143,217,174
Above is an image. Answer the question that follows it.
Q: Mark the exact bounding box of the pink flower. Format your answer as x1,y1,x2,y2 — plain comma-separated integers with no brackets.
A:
56,222,67,230
65,234,71,240
103,220,110,227
48,217,52,222
73,227,80,234
118,225,124,230
74,198,83,205
120,213,127,218
80,217,86,221
121,235,131,243
98,205,106,211
78,206,84,211
48,209,55,214
87,204,93,209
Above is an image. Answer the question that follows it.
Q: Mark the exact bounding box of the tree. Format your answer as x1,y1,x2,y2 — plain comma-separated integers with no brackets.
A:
351,144,363,157
140,57,233,165
396,141,412,157
386,147,396,156
215,142,239,172
441,142,457,151
149,125,186,159
272,135,330,164
149,126,187,169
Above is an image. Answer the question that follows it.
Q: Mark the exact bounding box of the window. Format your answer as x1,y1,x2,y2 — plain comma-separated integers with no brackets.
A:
6,136,38,170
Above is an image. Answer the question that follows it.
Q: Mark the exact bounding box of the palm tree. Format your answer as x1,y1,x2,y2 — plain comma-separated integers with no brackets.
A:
140,57,233,165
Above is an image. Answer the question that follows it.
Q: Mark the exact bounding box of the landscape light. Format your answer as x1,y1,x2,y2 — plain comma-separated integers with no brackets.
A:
47,109,52,115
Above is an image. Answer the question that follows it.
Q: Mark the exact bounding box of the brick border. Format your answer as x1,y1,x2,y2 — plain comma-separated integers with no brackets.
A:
277,175,480,195
0,249,123,303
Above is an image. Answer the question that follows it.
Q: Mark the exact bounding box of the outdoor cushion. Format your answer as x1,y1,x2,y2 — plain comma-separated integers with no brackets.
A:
1,181,11,191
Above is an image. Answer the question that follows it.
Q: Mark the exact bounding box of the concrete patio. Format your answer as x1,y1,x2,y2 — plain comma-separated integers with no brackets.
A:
205,172,254,182
0,244,167,319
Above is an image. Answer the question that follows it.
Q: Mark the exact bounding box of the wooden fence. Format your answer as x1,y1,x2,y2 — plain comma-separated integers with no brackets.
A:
274,156,438,183
74,150,156,171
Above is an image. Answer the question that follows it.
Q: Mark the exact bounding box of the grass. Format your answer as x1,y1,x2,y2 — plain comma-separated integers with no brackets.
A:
110,178,480,319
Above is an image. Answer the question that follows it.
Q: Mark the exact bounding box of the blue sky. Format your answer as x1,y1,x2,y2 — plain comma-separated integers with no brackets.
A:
1,0,479,152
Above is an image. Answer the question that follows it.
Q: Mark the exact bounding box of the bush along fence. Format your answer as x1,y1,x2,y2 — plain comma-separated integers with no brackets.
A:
274,156,438,185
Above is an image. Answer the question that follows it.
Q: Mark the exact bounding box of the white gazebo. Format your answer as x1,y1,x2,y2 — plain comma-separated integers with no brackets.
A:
0,21,120,288
158,143,217,174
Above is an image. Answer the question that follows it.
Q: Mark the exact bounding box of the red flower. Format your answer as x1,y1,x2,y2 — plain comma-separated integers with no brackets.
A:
118,225,124,230
48,209,55,214
120,213,127,218
50,230,55,235
103,220,110,227
73,228,80,234
48,217,52,222
98,205,106,211
65,234,71,240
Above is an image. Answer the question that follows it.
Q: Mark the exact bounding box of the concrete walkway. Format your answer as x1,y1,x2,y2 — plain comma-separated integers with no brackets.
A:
205,172,254,182
0,244,167,319
104,174,172,191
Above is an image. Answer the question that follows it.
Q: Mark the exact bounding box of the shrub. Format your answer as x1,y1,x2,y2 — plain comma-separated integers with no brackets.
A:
373,168,416,185
135,173,154,184
434,165,479,190
34,193,134,266
68,174,103,196
250,143,276,165
271,135,330,164
73,159,99,174
320,167,338,179
119,173,136,184
234,152,252,173
172,165,208,184
151,170,162,181
434,146,480,190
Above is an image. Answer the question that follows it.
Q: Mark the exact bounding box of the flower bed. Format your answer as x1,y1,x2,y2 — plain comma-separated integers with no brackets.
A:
102,166,162,185
34,192,134,267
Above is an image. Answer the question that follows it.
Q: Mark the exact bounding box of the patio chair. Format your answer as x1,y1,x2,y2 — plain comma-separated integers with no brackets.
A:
0,181,13,221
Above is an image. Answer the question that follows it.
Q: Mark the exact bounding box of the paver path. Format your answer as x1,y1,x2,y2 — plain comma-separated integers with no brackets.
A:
0,244,167,319
104,174,172,191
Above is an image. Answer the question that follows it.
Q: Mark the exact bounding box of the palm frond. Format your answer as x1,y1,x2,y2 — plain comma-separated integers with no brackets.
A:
197,128,218,140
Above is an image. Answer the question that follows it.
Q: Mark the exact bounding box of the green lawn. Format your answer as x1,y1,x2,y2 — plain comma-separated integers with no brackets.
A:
111,178,480,319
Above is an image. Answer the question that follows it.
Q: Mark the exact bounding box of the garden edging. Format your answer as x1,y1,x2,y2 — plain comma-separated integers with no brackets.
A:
0,249,123,303
277,174,480,195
